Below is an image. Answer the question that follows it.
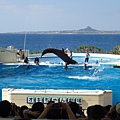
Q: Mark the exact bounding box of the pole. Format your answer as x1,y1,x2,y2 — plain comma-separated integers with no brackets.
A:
23,32,26,58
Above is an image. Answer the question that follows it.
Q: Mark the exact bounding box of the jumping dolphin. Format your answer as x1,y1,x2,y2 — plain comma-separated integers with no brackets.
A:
41,48,78,65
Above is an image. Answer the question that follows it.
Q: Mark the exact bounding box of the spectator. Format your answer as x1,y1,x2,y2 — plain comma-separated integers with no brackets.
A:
38,102,76,119
106,104,117,119
89,105,105,120
23,102,44,119
0,100,12,118
115,102,120,120
104,105,112,117
0,100,20,119
69,102,85,118
19,105,28,118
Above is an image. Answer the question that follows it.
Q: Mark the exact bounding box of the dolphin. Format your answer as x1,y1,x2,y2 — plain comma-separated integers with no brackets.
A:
41,48,78,64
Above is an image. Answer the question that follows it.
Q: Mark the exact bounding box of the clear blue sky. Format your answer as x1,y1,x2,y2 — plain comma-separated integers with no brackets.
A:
0,0,120,33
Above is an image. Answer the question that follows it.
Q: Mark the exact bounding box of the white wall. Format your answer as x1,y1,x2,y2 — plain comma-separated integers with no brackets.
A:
0,47,17,63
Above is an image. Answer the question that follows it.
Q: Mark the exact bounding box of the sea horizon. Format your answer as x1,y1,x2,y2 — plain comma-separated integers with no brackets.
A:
1,26,120,34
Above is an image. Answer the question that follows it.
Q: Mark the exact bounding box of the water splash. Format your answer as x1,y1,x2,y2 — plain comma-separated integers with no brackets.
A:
68,75,99,81
91,67,103,77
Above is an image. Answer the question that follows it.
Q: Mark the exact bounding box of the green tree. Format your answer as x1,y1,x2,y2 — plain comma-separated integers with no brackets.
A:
111,45,120,54
76,45,102,53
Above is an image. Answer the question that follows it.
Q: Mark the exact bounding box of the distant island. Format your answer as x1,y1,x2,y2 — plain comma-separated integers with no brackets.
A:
10,26,120,34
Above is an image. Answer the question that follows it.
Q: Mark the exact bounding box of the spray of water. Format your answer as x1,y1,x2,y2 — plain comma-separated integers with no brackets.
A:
91,67,103,77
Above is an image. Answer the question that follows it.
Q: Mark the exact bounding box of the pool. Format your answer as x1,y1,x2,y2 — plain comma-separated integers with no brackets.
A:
1,54,120,105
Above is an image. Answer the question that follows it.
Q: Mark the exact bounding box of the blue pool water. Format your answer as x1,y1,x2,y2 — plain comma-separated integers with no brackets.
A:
1,55,120,105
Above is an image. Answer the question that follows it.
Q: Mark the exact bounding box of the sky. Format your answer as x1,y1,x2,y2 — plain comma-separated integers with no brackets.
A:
0,0,120,33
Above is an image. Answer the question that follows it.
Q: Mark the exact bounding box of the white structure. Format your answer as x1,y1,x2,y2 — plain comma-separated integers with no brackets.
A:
2,88,112,109
0,46,30,63
0,46,18,63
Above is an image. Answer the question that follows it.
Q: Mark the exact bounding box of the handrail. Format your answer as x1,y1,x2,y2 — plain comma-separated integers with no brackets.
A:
6,85,105,90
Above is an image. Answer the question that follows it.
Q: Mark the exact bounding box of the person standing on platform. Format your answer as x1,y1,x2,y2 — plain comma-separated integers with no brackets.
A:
17,49,23,60
85,51,90,63
34,57,39,65
70,51,72,59
84,51,90,70
24,57,29,64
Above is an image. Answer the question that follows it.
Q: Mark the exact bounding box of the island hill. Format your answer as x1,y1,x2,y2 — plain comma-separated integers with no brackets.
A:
13,26,120,34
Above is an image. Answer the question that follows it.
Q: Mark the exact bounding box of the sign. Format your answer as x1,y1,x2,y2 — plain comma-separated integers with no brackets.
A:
26,96,82,104
35,96,42,102
43,96,51,104
27,96,34,104
67,97,76,102
51,97,59,103
76,97,82,104
59,97,67,103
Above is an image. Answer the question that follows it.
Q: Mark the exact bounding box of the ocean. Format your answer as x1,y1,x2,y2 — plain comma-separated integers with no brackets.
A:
0,33,120,53
1,33,120,105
